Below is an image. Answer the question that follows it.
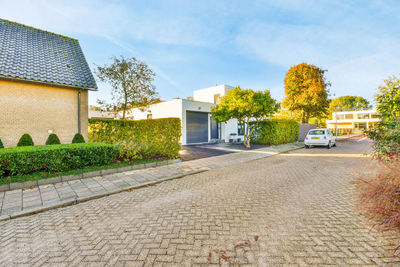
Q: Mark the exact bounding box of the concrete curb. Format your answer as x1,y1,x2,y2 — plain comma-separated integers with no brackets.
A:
336,134,364,142
0,168,206,222
0,158,182,193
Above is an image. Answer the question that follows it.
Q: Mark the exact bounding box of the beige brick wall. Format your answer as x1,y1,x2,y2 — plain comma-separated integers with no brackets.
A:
0,80,88,148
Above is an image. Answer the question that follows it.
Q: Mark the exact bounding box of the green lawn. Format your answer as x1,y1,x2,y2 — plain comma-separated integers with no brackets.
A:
0,158,166,185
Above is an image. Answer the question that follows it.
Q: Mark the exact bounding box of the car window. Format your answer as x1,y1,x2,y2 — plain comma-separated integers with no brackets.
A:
308,130,326,135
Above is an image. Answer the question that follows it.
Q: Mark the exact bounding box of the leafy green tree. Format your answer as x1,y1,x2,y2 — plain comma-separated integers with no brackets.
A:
329,96,371,113
376,75,400,121
95,56,159,120
211,87,278,148
367,74,400,162
282,63,330,123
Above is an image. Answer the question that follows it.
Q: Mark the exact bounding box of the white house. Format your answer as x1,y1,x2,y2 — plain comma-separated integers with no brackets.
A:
125,84,243,145
326,110,380,133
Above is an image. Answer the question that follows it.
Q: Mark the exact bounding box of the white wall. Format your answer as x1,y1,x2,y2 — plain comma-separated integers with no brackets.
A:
193,84,234,103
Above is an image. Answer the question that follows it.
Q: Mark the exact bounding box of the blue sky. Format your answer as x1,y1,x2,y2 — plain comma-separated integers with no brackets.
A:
2,0,400,106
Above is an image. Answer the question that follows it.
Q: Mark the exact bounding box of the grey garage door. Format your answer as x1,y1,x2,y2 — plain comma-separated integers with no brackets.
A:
186,111,208,144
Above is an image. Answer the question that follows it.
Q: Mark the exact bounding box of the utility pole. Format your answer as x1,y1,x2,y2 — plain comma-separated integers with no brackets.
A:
334,105,339,138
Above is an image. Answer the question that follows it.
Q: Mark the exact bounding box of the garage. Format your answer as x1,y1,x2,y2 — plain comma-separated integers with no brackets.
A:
186,111,209,144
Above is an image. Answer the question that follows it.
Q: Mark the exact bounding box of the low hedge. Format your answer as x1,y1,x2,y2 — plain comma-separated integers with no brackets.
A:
89,118,181,159
0,143,119,177
251,119,299,145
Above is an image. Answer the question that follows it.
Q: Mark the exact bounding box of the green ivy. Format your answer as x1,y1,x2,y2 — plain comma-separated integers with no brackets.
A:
88,118,181,159
0,143,119,177
251,119,299,145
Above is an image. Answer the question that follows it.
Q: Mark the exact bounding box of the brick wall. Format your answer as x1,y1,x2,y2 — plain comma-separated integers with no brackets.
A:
0,80,88,147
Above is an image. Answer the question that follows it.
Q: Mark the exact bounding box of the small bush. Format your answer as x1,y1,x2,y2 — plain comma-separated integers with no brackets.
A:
251,119,299,145
89,118,181,159
0,138,3,149
0,143,119,177
45,134,61,145
72,133,85,143
17,133,34,147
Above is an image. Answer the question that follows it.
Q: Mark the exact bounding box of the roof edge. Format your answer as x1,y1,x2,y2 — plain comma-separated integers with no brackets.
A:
0,75,98,91
0,18,78,42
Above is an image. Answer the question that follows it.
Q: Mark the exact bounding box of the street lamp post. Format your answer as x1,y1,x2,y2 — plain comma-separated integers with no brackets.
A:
334,105,339,138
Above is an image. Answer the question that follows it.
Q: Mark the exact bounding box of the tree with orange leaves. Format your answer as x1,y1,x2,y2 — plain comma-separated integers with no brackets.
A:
282,63,330,123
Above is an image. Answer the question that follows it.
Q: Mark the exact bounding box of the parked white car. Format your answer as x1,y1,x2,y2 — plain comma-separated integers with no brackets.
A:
304,128,336,149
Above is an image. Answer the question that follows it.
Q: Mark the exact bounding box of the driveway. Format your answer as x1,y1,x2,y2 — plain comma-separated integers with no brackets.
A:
0,138,398,266
180,142,268,161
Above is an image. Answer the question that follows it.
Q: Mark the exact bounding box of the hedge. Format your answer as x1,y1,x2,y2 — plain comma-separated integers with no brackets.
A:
89,118,181,159
46,134,61,145
72,133,86,143
17,133,34,146
0,143,119,177
251,119,299,145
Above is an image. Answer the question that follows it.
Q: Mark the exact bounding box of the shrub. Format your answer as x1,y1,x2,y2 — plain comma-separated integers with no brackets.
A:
89,118,181,159
17,133,34,147
251,119,299,145
0,143,119,177
0,138,3,149
72,133,86,143
45,134,61,145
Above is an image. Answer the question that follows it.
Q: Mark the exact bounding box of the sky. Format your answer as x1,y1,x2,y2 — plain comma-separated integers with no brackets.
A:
1,0,400,106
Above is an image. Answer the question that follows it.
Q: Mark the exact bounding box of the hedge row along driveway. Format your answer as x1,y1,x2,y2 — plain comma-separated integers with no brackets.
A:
251,119,299,145
88,118,182,159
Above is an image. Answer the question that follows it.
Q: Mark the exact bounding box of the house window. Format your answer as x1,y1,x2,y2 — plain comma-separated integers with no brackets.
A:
345,114,353,119
214,94,221,104
335,114,345,120
357,113,369,119
147,114,152,119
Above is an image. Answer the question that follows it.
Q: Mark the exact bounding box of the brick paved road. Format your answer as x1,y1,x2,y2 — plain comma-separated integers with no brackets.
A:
0,138,398,266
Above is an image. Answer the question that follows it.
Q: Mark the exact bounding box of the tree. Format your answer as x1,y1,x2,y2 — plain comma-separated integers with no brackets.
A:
211,87,278,148
282,63,330,123
375,74,400,121
329,96,371,113
95,56,158,120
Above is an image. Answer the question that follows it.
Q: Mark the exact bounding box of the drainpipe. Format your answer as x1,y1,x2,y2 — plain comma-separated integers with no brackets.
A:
78,89,81,133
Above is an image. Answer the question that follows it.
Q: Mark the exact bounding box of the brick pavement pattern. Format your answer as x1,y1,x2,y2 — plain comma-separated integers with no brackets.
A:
0,139,398,266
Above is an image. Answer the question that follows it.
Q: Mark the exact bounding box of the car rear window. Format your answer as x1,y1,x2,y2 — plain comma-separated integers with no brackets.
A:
308,130,326,135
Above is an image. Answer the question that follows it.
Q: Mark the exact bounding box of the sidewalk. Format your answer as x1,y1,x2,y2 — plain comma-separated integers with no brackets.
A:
0,142,303,221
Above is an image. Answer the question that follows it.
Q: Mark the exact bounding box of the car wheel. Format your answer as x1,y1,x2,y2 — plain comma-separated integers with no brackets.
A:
305,145,309,149
327,141,331,149
333,143,336,147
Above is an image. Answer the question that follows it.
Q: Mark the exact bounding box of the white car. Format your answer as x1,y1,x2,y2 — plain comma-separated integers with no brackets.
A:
304,128,336,149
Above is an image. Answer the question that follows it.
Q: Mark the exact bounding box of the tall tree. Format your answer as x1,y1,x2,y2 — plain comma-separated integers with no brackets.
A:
211,87,278,148
375,74,400,121
95,56,158,120
282,63,330,123
329,96,372,113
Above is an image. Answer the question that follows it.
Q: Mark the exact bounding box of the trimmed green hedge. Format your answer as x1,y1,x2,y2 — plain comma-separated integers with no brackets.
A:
72,133,86,143
251,119,299,145
89,118,181,159
0,143,119,177
46,134,61,145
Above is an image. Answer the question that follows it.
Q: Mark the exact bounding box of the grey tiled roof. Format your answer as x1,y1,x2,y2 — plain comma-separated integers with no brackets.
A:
0,19,97,90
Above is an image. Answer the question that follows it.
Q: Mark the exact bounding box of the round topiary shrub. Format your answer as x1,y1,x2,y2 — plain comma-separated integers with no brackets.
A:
45,133,61,145
0,138,4,149
17,133,34,147
72,133,85,143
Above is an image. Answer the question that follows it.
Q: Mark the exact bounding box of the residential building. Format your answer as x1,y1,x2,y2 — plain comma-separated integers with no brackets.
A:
89,110,119,120
0,19,97,147
326,110,380,133
126,84,243,145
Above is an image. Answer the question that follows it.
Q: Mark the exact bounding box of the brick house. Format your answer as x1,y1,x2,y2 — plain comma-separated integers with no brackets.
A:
0,19,97,147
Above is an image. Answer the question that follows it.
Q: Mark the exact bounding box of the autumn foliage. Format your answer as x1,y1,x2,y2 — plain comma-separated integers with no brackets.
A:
283,63,330,123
